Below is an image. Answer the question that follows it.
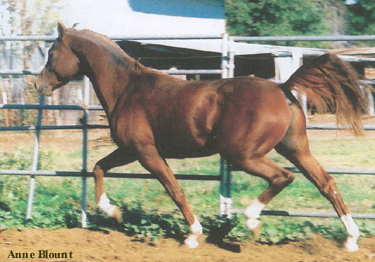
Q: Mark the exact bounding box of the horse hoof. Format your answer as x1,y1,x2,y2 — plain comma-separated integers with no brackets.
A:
184,237,199,248
344,238,359,252
113,206,123,224
246,219,262,240
184,216,202,248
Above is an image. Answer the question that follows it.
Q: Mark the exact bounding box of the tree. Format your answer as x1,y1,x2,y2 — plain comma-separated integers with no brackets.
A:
347,0,375,35
6,0,63,69
224,0,347,47
0,0,62,126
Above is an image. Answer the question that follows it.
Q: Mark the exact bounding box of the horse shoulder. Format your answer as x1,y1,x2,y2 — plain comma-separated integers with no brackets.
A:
110,98,155,149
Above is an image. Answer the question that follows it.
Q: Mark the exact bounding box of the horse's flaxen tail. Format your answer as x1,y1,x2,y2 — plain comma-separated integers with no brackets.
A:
281,53,369,135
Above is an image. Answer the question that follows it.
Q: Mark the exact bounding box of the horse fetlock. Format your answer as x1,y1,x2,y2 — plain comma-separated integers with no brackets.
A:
98,193,123,223
341,215,360,252
184,216,202,248
244,198,265,220
244,199,265,240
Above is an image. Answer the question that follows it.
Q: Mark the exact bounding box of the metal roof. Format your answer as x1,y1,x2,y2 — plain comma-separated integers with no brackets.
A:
134,39,375,64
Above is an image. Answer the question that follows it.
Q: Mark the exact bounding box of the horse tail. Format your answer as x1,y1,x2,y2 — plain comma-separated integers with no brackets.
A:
281,53,369,135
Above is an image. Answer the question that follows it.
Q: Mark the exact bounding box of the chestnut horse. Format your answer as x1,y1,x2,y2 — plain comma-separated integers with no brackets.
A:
35,23,368,251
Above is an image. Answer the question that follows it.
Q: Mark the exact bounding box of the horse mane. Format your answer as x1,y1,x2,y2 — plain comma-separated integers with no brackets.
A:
65,27,170,77
64,27,140,73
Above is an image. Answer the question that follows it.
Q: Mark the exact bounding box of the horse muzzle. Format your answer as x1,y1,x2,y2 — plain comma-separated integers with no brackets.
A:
34,81,53,96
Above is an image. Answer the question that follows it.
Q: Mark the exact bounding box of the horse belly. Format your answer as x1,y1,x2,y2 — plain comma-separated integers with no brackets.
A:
155,91,223,158
155,138,217,159
154,118,219,159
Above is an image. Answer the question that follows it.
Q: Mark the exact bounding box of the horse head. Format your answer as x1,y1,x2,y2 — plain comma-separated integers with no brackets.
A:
35,23,80,96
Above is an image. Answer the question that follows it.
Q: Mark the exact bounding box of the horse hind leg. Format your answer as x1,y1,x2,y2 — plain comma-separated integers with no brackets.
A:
275,136,360,252
93,148,137,223
233,156,295,239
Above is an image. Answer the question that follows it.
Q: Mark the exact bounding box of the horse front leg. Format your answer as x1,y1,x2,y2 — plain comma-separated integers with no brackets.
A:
93,148,136,223
136,144,202,248
232,156,295,239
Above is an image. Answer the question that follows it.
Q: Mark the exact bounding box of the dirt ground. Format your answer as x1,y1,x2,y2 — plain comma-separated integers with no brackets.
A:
0,228,374,262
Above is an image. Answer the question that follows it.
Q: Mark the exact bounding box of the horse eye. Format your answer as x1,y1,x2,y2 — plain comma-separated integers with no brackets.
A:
48,53,54,61
45,53,56,70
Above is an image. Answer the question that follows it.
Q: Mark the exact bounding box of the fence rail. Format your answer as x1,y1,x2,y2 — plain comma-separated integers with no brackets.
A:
0,69,223,76
232,35,375,42
0,34,223,42
232,210,375,219
0,169,221,181
2,34,375,42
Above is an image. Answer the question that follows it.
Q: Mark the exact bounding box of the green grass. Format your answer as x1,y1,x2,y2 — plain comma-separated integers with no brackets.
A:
0,131,375,244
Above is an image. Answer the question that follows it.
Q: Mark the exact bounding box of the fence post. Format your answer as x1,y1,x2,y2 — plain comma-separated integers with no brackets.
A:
220,158,226,216
228,36,235,78
221,33,229,79
219,33,233,218
81,76,90,228
81,109,88,228
219,158,232,219
26,95,44,220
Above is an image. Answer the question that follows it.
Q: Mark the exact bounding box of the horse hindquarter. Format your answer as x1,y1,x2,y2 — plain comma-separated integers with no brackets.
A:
216,79,292,162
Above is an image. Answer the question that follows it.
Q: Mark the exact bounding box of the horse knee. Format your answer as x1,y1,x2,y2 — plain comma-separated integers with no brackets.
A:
272,170,295,187
285,170,295,185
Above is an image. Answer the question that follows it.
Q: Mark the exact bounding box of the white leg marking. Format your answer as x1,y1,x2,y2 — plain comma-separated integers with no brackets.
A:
244,198,266,231
98,193,118,218
184,216,202,248
341,214,360,252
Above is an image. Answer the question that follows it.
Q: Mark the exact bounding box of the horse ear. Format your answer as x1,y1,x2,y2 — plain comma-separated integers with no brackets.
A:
57,22,66,38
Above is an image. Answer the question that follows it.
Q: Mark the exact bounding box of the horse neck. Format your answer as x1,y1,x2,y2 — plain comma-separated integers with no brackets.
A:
68,32,137,117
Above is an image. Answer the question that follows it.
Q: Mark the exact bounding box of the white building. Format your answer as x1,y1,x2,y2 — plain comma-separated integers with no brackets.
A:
60,0,225,37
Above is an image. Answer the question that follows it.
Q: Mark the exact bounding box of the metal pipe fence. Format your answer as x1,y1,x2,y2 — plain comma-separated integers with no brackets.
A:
0,98,225,227
0,34,375,229
232,35,375,42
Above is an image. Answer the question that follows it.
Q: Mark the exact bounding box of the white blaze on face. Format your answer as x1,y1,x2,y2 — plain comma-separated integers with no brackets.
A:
184,216,203,248
98,193,118,217
341,214,360,252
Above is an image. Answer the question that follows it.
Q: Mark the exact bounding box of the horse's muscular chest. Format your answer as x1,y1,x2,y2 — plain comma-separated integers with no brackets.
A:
151,88,224,156
110,84,224,157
